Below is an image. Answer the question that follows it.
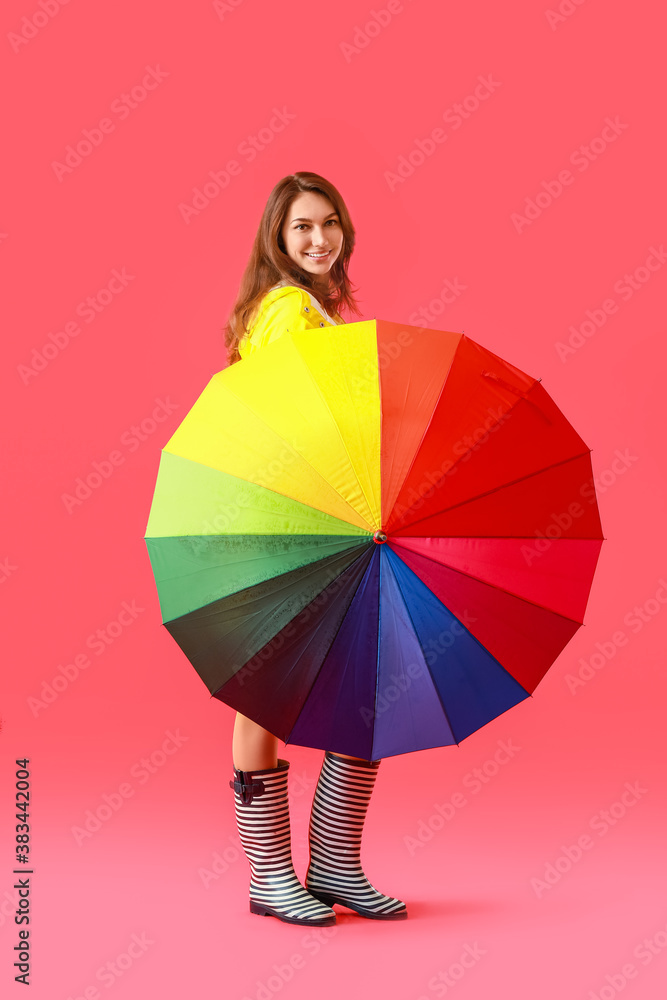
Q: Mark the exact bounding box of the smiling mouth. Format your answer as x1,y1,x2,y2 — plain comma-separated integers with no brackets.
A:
305,250,332,259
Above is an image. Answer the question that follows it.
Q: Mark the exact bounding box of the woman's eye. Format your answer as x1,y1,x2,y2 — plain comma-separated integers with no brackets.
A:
294,220,337,230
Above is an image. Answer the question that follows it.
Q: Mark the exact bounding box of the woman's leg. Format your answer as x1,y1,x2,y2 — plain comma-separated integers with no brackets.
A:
232,711,279,770
306,751,407,918
229,711,336,925
232,712,368,767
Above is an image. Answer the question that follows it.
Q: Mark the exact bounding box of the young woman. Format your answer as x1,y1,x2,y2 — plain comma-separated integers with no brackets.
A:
222,172,408,926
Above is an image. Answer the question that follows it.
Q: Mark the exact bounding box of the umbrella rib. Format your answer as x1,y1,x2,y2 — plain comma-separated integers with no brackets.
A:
371,550,382,755
395,449,594,536
389,540,590,625
152,542,372,627
383,335,470,521
282,547,376,745
172,548,372,684
290,340,380,529
382,554,461,746
381,329,462,524
371,558,430,756
146,452,376,539
385,336,536,525
387,552,534,744
217,377,377,531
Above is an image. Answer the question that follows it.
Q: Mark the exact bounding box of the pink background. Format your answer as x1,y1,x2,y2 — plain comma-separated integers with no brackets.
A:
2,1,666,997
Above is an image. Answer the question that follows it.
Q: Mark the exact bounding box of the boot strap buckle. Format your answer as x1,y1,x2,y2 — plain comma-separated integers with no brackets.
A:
229,775,266,805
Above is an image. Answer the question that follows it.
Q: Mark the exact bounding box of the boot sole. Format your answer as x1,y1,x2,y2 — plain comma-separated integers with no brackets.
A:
307,890,408,920
249,900,336,926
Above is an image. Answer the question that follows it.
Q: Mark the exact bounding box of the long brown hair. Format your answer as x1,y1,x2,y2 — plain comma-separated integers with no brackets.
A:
223,171,362,366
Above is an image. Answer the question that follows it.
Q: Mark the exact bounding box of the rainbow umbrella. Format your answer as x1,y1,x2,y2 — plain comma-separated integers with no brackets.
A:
144,320,604,759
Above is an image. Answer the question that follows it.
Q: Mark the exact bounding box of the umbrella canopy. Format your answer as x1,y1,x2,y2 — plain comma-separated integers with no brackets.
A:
144,320,604,759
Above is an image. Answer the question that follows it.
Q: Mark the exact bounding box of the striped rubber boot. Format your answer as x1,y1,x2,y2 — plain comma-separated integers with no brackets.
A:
305,752,408,919
230,758,336,926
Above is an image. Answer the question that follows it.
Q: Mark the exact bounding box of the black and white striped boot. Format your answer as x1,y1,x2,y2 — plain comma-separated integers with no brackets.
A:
305,752,408,920
230,758,336,926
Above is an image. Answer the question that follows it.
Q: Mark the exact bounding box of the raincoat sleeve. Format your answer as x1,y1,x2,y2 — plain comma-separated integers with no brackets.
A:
239,287,312,361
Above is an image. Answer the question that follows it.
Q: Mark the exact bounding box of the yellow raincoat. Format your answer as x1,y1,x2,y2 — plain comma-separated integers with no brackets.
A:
238,283,343,361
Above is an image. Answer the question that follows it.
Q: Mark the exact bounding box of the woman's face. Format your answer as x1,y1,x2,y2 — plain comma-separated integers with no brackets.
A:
280,191,344,288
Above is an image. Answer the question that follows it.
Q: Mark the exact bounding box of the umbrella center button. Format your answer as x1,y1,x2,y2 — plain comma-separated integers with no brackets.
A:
373,530,388,544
